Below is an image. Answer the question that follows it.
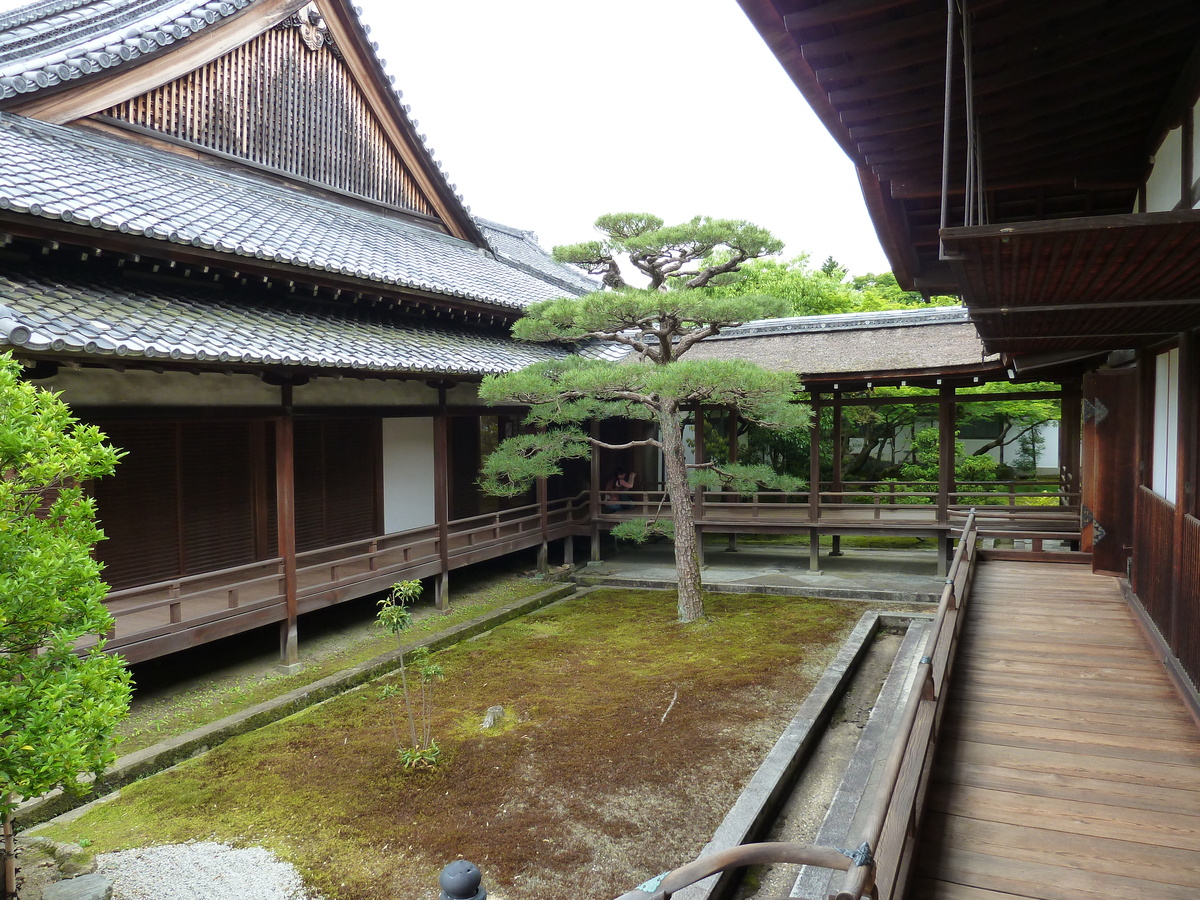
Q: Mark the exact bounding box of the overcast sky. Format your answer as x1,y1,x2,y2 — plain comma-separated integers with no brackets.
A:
354,0,891,275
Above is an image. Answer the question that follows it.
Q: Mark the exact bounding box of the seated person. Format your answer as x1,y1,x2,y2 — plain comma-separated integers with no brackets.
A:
603,470,637,512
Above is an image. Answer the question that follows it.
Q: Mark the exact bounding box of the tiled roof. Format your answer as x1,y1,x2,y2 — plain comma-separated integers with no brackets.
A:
0,266,567,375
0,112,586,309
0,0,250,99
478,218,599,297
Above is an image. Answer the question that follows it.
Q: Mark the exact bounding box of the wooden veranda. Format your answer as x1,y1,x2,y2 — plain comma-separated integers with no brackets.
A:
915,561,1200,899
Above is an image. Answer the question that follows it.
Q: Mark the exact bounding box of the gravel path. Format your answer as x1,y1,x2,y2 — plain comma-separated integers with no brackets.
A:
97,843,316,900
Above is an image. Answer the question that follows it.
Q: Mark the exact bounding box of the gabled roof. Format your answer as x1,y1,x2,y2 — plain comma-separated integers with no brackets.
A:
0,0,490,247
0,111,579,310
0,264,568,376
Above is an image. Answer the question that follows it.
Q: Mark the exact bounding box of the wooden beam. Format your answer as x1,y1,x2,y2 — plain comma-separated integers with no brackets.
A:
783,0,910,31
809,392,822,525
937,385,955,526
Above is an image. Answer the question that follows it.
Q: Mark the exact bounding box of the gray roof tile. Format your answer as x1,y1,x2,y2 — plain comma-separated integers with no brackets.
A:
0,267,566,375
0,112,586,309
0,0,250,97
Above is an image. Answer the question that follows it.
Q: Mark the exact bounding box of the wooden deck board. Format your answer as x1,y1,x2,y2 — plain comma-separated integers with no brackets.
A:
915,560,1200,900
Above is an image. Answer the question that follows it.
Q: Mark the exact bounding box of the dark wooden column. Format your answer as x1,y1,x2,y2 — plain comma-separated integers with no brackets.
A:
809,392,822,573
694,407,706,569
275,400,299,669
433,412,450,610
1059,381,1083,506
590,420,602,562
830,391,844,557
937,385,956,576
727,409,739,552
537,470,549,574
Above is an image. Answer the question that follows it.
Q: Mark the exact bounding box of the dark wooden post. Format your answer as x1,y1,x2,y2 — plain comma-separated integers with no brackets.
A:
537,471,549,574
727,409,739,552
590,420,602,562
275,404,299,670
694,406,705,569
434,412,450,610
1059,381,1083,506
937,384,956,576
830,391,844,557
809,392,822,573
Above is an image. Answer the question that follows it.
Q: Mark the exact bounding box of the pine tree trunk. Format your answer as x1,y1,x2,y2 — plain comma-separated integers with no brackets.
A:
659,403,705,622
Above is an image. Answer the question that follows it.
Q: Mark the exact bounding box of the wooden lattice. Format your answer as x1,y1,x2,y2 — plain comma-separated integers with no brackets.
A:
101,24,435,216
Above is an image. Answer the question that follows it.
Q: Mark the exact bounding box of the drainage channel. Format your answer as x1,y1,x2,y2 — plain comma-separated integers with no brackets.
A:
661,612,931,900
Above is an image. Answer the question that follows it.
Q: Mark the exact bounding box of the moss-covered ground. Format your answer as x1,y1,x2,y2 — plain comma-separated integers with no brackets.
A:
39,588,862,900
117,576,546,754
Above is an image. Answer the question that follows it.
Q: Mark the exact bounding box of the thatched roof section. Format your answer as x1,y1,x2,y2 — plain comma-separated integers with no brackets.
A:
686,307,1002,387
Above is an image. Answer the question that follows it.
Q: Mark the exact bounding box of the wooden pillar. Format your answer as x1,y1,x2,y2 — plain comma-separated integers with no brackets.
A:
694,407,705,568
1059,381,1083,506
830,391,843,556
937,385,955,526
434,412,450,610
563,534,574,568
727,409,739,552
275,406,299,669
1173,331,1198,643
537,471,549,574
809,393,822,573
589,420,602,562
809,392,822,524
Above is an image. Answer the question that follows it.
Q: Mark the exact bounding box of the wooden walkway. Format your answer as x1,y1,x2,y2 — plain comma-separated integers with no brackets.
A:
915,561,1200,899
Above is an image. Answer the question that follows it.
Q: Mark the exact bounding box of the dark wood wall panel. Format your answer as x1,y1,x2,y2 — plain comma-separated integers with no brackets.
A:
294,419,378,552
93,421,182,590
1179,514,1200,687
100,24,436,216
179,421,257,574
1133,485,1177,641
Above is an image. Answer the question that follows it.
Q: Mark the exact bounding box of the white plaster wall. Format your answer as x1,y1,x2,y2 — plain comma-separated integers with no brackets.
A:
34,367,281,406
294,377,440,407
1146,125,1184,212
382,417,436,533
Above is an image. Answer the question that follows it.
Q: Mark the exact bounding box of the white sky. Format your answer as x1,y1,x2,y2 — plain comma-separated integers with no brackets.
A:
354,0,891,275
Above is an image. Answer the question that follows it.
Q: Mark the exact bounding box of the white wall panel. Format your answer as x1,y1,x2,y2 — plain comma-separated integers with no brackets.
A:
382,417,436,532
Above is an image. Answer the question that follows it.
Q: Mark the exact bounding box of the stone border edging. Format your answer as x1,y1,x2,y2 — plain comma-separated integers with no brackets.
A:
19,582,580,830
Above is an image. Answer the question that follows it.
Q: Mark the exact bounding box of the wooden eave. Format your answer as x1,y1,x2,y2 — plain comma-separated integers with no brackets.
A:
738,0,1200,292
942,211,1200,355
2,0,487,247
0,213,524,325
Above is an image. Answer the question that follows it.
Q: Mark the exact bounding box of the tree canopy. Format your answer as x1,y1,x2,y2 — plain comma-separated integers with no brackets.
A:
483,214,807,622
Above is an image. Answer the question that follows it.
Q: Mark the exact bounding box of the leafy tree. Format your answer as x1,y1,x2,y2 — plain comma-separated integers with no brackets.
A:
956,381,1059,464
482,214,809,623
0,352,131,893
703,255,857,316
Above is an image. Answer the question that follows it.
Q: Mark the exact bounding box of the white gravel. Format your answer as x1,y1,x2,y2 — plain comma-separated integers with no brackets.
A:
97,842,316,900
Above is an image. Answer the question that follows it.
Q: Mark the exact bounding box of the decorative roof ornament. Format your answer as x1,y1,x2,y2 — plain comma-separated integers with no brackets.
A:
297,2,328,52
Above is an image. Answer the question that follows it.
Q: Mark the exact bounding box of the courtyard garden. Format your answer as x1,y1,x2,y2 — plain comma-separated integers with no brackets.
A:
36,587,864,900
